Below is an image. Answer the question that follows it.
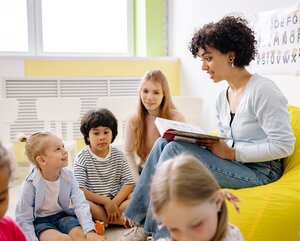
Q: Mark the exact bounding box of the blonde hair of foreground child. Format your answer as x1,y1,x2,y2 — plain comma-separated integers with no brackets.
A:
150,154,229,241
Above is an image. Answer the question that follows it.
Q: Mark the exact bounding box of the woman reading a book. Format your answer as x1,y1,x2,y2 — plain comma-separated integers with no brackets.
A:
120,16,295,240
123,69,186,181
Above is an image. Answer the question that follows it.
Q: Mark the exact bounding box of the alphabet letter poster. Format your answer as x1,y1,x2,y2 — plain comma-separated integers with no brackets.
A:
252,2,300,75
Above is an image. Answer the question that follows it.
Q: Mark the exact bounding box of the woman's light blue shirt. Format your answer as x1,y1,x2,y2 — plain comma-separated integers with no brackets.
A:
216,73,295,163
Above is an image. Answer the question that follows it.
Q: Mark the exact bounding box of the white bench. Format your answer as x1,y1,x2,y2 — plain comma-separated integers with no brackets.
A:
172,96,203,126
35,97,81,169
96,96,137,150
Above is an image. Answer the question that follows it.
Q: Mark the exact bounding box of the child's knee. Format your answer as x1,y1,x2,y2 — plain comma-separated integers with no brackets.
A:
69,226,85,239
39,230,72,241
58,235,72,241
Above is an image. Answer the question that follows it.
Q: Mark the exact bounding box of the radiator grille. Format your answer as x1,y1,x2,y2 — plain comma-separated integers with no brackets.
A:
2,77,140,141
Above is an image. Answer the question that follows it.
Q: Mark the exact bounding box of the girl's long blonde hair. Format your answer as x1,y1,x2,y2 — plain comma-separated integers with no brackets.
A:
151,154,228,241
133,69,175,163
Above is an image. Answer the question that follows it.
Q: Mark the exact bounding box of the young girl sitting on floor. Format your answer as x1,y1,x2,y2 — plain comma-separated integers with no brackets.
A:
15,131,106,241
0,143,27,241
74,108,135,226
150,154,244,241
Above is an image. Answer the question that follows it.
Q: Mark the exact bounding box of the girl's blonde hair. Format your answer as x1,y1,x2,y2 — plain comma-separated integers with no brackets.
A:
19,131,55,166
150,154,228,241
133,69,175,163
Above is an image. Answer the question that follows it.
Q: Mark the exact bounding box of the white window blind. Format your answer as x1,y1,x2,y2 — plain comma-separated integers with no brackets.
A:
3,77,140,141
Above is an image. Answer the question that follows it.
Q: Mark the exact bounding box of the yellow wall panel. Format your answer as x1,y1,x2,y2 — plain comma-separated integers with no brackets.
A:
24,59,180,95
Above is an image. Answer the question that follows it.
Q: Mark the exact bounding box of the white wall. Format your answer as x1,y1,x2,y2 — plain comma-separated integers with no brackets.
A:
168,0,300,132
0,58,24,96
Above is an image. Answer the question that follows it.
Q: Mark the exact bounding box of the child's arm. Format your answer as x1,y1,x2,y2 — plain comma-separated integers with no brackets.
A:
112,184,134,207
81,187,111,206
123,115,140,181
70,173,97,236
15,181,39,241
81,187,121,221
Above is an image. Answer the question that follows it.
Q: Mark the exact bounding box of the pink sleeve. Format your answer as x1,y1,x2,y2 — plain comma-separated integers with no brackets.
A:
14,224,27,241
0,216,27,241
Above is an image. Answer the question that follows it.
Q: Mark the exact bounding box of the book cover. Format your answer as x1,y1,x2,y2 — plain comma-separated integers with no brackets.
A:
154,117,224,143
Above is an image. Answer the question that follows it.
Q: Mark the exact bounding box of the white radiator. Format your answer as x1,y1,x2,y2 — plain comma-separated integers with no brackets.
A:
2,77,140,141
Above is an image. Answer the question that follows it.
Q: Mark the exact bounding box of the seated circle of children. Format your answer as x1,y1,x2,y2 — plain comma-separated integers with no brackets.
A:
74,108,135,226
150,154,245,241
15,131,106,241
0,143,27,241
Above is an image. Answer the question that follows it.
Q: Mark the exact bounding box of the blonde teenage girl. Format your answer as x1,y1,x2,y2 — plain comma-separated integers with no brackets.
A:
123,69,186,180
15,131,106,241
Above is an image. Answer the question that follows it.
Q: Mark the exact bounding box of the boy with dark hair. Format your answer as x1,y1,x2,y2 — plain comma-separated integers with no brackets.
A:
74,108,135,226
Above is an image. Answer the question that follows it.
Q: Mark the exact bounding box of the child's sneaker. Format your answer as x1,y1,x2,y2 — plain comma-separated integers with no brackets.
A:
118,226,148,241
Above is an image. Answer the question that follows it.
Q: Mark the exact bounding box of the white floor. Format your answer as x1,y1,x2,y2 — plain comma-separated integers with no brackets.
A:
7,164,128,241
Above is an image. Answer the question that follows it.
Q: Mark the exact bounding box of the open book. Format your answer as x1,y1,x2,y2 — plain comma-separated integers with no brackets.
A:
154,117,224,143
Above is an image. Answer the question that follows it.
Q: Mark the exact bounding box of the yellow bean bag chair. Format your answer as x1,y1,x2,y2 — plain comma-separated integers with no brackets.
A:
227,105,300,241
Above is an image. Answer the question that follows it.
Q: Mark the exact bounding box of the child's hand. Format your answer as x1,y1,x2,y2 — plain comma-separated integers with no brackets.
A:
111,200,122,221
86,231,107,241
104,197,121,222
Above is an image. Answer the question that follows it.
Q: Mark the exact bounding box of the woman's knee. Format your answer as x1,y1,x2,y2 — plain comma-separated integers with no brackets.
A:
160,141,186,161
153,137,169,149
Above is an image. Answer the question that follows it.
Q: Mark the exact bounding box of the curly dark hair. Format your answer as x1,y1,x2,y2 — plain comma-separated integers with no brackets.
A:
80,108,118,145
188,15,257,67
